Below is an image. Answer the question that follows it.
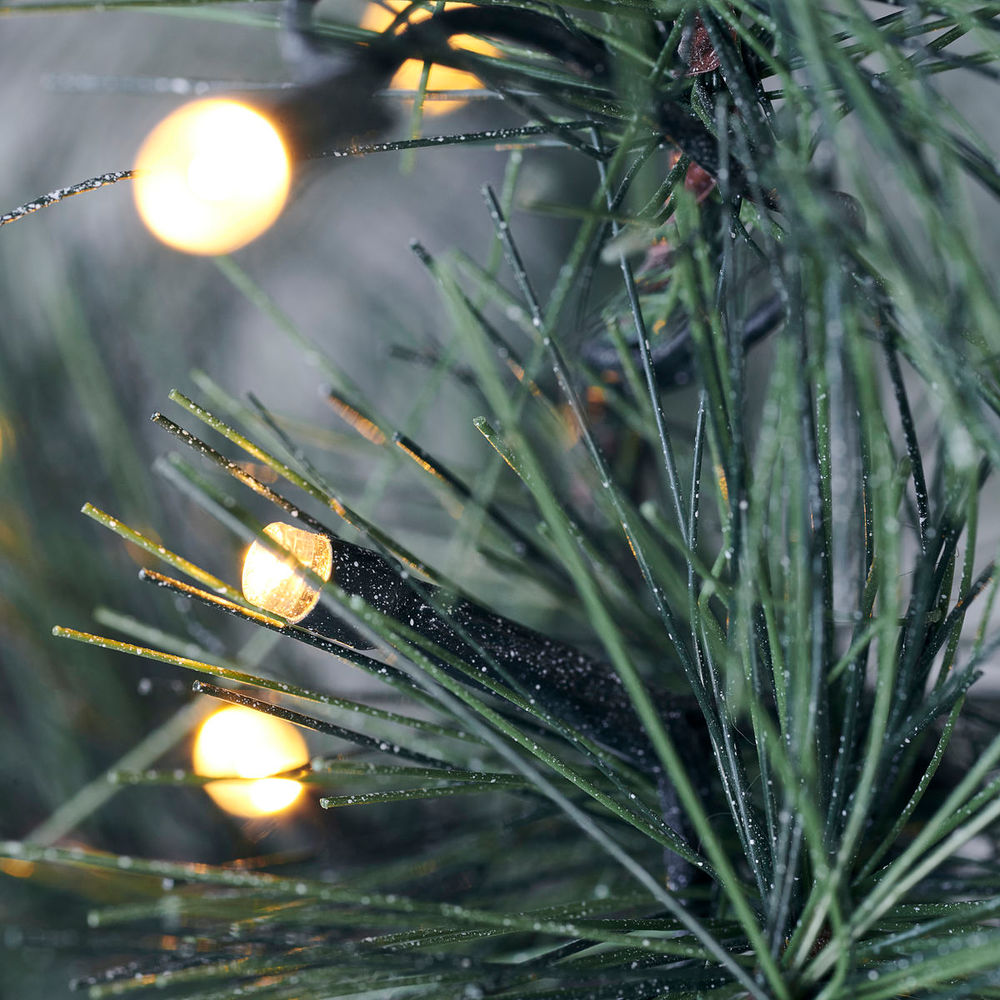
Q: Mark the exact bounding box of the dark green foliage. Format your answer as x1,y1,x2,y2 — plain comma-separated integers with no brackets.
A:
4,2,1000,998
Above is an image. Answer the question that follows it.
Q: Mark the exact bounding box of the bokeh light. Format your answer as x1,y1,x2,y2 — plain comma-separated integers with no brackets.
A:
0,858,36,879
133,99,291,256
192,706,309,818
361,1,498,115
241,522,333,624
0,416,13,463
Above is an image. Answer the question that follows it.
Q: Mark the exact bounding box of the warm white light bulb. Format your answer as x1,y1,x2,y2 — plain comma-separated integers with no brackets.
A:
192,705,309,818
361,1,497,116
133,99,291,256
242,522,333,623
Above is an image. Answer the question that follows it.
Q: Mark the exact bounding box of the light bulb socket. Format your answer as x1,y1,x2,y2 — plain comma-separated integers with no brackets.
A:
266,0,611,161
252,523,664,765
293,600,375,650
582,287,785,389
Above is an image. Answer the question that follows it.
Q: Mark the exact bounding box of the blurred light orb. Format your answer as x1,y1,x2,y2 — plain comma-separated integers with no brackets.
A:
192,706,309,818
133,99,291,255
0,416,13,462
242,522,333,624
361,1,498,115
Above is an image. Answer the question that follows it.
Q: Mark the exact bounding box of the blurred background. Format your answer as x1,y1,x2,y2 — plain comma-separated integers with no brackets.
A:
0,2,596,993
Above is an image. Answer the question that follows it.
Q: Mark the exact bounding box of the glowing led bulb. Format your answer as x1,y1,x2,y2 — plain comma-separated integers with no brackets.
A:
361,1,497,115
242,522,333,623
192,705,309,818
133,99,291,255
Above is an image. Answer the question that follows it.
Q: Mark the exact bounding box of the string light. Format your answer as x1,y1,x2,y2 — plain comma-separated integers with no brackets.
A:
192,705,309,818
361,1,497,115
238,521,660,765
133,98,291,255
241,522,333,624
242,521,377,649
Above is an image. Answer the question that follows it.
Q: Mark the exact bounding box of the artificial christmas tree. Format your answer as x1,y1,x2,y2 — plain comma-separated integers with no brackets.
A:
3,2,1000,998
